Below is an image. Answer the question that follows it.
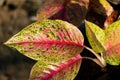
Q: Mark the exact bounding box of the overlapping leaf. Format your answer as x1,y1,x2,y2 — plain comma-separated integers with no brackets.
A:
105,20,120,49
5,19,84,60
99,0,113,16
37,0,66,21
90,0,113,16
5,19,84,79
104,20,120,65
85,21,105,53
104,44,120,65
37,0,89,26
85,20,120,65
30,55,81,80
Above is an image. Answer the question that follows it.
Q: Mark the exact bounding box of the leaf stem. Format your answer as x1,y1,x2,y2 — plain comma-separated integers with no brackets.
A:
83,45,106,68
82,57,105,68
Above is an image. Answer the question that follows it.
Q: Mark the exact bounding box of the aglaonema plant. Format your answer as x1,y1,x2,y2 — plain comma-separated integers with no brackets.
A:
5,19,84,80
4,19,120,80
4,0,120,80
85,20,120,65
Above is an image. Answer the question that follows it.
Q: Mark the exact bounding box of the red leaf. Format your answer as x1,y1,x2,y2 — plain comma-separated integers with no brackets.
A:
30,55,82,80
104,20,120,65
5,19,84,79
5,20,84,60
37,0,67,21
104,43,120,65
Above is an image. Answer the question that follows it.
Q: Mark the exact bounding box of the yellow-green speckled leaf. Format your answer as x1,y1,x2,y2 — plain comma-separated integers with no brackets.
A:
104,20,120,65
85,21,105,53
30,55,82,80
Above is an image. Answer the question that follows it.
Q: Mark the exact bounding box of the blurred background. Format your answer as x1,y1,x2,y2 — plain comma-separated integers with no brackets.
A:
0,0,44,80
0,0,120,80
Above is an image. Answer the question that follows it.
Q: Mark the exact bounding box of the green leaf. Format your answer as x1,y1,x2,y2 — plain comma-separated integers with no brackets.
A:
5,19,84,61
105,20,120,49
85,21,105,53
104,20,120,65
30,55,82,80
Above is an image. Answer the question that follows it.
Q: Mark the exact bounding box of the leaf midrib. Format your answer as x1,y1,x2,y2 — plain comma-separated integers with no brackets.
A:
6,39,83,47
33,54,81,80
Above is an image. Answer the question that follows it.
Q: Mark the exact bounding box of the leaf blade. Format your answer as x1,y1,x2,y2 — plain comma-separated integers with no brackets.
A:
30,55,82,80
105,20,120,49
37,0,67,21
85,21,105,53
104,44,120,65
104,20,120,65
5,19,84,61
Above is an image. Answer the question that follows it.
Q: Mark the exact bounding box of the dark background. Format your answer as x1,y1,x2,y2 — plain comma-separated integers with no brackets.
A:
0,0,120,80
0,0,41,80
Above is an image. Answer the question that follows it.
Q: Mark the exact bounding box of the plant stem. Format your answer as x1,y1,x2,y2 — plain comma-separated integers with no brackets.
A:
83,45,106,68
82,57,105,68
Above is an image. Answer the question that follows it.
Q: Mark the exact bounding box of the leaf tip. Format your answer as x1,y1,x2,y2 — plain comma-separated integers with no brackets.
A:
3,41,7,45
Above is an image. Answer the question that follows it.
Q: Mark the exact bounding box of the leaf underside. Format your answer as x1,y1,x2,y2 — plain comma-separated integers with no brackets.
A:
30,55,82,80
5,19,84,79
37,0,65,21
37,0,89,27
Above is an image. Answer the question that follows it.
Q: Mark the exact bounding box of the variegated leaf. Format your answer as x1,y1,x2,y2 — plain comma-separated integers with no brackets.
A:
30,55,81,80
85,21,105,53
105,20,120,49
37,0,66,21
104,20,120,65
104,44,120,65
5,19,84,61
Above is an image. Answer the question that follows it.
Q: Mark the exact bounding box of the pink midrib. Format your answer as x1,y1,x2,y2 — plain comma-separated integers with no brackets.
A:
9,39,83,47
34,54,81,80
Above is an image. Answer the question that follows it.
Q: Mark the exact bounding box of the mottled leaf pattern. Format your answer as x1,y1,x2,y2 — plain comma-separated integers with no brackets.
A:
85,21,105,53
104,44,120,65
104,10,120,27
5,19,84,61
30,55,81,80
104,20,120,65
5,19,84,79
86,20,120,65
105,20,120,49
37,0,66,21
